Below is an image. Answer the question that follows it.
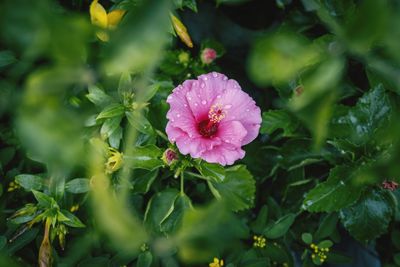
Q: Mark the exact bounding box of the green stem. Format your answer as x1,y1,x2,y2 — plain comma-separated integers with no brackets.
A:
180,172,184,196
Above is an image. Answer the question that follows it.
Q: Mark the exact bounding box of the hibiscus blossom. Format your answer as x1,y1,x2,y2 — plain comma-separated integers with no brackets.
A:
165,72,262,165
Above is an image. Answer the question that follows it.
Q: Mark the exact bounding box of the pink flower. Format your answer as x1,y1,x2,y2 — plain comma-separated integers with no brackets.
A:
166,72,262,166
201,48,217,64
382,180,399,191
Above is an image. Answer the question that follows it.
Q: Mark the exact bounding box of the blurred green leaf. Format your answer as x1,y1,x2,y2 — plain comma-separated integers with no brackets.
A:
137,251,153,267
15,174,45,191
248,31,322,85
0,50,16,68
65,178,90,194
314,213,338,240
260,110,301,137
126,110,153,134
87,85,114,108
32,190,53,208
302,233,313,244
60,210,85,228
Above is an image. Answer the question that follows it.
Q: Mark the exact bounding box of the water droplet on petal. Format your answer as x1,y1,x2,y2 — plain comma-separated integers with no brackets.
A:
177,113,181,118
194,102,198,106
171,118,175,122
201,83,205,88
224,104,232,109
184,104,188,107
201,100,207,105
225,139,230,143
188,96,192,101
246,109,250,112
171,138,176,142
203,76,208,81
217,95,221,99
223,76,228,81
212,72,218,77
167,95,172,100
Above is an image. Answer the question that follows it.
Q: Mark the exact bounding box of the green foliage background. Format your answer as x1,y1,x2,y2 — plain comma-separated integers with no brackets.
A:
0,0,400,266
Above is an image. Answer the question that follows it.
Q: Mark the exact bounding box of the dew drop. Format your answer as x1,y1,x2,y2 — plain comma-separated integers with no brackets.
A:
188,96,192,101
201,83,205,88
201,100,207,105
212,72,218,77
171,138,176,142
203,76,208,81
217,95,221,99
194,102,198,106
184,104,188,107
224,104,232,109
171,118,175,122
246,109,250,112
177,113,181,118
225,139,230,143
223,76,228,81
167,95,172,100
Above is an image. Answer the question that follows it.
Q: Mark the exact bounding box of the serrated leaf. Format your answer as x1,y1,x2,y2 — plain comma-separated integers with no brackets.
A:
339,188,395,243
208,165,256,211
124,145,163,170
263,213,296,239
15,174,45,191
303,165,364,212
261,110,300,137
65,178,90,194
196,161,226,182
330,84,391,145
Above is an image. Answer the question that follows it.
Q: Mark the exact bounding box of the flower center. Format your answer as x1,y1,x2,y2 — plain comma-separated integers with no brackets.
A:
197,104,226,138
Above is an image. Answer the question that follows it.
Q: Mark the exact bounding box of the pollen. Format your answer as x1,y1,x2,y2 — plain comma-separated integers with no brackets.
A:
208,104,226,123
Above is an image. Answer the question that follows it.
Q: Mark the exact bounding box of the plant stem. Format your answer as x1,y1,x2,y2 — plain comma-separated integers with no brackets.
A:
180,171,184,196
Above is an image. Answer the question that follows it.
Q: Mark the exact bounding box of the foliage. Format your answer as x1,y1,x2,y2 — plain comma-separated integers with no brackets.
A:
0,0,399,266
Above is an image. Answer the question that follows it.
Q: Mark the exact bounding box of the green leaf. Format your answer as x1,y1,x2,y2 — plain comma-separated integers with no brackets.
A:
314,213,338,240
263,242,291,263
317,240,333,248
394,253,400,266
132,169,158,194
137,251,153,267
208,165,256,211
302,233,313,244
101,116,122,138
32,190,53,208
86,85,114,107
0,236,7,250
144,189,179,233
118,72,133,97
109,126,123,149
250,205,268,234
248,31,321,85
329,84,391,145
6,228,39,255
261,110,301,137
60,209,85,228
124,145,163,170
263,213,296,239
303,165,364,212
0,50,17,68
96,104,125,120
160,194,192,233
15,174,45,191
65,178,90,194
126,110,153,134
339,188,395,243
196,161,226,182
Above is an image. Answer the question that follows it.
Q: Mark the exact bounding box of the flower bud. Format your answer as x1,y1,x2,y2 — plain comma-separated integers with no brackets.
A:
38,218,53,267
162,148,178,166
105,147,123,174
201,48,217,65
170,14,193,48
178,51,190,65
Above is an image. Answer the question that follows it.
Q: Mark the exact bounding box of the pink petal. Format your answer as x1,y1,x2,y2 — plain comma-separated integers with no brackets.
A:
217,120,248,147
217,83,262,145
201,145,245,166
186,72,227,121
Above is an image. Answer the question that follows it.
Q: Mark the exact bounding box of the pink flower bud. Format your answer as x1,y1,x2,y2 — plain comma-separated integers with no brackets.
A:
201,48,217,64
162,148,178,166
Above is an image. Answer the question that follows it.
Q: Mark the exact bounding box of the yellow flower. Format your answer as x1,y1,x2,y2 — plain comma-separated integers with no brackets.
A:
70,204,79,212
105,147,124,174
8,181,20,192
209,257,224,267
253,235,266,248
170,14,193,48
89,0,126,42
